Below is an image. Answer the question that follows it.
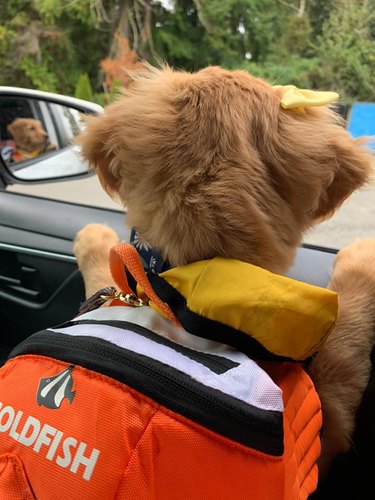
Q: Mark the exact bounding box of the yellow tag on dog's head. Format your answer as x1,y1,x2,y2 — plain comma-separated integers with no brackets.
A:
273,84,339,110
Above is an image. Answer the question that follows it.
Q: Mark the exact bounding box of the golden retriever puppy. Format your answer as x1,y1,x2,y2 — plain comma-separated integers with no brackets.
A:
74,65,374,479
7,117,56,161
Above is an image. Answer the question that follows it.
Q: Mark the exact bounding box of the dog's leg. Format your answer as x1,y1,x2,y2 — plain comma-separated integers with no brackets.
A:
73,223,120,299
308,239,375,480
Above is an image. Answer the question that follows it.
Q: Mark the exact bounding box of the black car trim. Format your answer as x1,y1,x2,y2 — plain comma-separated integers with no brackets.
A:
0,242,76,262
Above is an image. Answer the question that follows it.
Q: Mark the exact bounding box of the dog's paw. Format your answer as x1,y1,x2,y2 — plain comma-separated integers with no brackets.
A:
73,223,120,269
331,238,375,289
336,238,375,262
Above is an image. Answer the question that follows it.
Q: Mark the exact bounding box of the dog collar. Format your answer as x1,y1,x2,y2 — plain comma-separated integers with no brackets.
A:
130,227,170,273
14,147,43,159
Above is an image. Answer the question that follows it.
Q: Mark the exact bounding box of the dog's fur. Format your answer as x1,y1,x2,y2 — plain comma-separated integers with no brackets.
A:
7,118,55,160
308,239,375,478
73,65,375,480
74,223,120,299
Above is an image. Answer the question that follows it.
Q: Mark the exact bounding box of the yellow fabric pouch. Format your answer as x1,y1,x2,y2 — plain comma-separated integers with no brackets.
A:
150,258,337,361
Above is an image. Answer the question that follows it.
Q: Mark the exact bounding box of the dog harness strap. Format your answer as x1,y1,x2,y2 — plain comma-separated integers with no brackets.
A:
109,243,134,294
110,243,180,325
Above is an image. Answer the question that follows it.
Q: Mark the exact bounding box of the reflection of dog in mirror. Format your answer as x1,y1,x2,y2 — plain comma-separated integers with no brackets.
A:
74,66,374,494
7,117,56,162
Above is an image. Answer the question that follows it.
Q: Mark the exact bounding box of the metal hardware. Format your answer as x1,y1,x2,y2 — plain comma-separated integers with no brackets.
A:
100,290,146,307
78,286,146,316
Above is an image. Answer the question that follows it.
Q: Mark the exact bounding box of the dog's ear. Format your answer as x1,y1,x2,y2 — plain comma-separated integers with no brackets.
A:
262,98,374,224
76,113,122,196
76,65,159,197
7,120,20,139
312,132,373,219
76,113,120,196
7,119,29,148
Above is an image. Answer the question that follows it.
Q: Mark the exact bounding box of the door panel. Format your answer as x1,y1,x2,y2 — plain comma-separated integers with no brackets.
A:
0,190,128,361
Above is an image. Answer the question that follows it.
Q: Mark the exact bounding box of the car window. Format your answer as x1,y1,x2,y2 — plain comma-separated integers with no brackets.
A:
7,176,121,211
305,187,375,249
305,103,375,249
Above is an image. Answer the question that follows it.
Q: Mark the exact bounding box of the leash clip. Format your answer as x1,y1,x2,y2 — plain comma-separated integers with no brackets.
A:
102,291,146,307
78,286,145,316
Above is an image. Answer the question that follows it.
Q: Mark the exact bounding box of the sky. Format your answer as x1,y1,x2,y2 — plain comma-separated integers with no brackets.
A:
159,0,174,10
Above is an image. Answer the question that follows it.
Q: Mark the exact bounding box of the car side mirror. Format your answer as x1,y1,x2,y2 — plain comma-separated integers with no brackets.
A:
0,87,103,185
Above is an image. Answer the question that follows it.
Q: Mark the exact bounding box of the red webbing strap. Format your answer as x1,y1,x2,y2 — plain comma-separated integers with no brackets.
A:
109,242,180,325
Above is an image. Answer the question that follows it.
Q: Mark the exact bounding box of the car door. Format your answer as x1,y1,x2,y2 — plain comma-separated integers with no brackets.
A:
0,190,128,360
0,88,129,363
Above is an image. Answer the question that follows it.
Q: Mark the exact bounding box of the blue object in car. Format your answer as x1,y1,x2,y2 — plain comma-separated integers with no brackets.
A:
347,103,375,141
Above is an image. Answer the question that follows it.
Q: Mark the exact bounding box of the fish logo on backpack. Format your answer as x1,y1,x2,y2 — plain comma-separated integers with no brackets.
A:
37,365,76,409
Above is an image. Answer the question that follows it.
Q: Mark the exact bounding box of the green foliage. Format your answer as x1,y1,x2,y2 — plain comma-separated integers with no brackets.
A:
33,0,94,25
94,79,124,106
108,79,123,103
242,57,320,88
33,0,63,23
0,0,374,103
153,0,284,69
307,0,335,37
0,0,108,96
0,15,19,85
75,73,94,102
314,0,375,101
152,0,208,70
278,14,313,57
19,55,58,91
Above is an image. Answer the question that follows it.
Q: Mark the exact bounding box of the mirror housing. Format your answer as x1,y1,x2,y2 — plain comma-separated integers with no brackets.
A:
0,87,103,187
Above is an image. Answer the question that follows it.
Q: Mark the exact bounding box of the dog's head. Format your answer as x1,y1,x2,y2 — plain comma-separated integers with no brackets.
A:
7,118,49,152
77,66,373,274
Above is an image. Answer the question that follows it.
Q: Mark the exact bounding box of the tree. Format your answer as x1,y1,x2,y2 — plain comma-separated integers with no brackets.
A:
0,0,109,94
75,73,94,101
314,0,375,101
0,0,374,102
149,0,283,69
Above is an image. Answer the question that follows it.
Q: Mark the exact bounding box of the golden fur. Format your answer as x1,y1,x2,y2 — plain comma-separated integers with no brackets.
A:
73,223,119,299
308,239,375,478
7,118,55,160
73,65,375,480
